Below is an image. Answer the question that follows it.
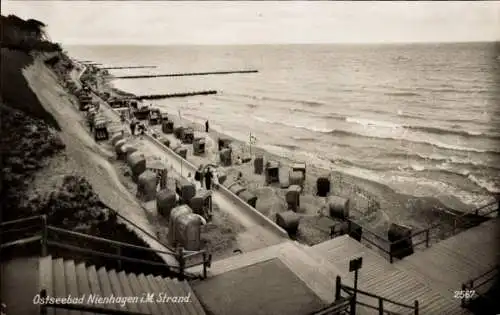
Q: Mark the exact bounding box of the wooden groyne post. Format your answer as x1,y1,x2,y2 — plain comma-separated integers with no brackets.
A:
115,69,258,79
100,66,157,70
130,90,218,100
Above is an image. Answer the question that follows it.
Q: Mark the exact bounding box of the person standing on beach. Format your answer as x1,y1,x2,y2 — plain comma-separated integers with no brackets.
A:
130,119,136,136
195,165,203,187
205,120,209,133
204,167,213,190
212,168,219,189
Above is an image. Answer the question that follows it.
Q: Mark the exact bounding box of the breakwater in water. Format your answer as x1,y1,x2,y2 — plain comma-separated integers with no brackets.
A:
129,90,218,100
101,66,157,70
115,69,258,79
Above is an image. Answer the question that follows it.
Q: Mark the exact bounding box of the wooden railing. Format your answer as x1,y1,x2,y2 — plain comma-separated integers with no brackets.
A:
330,200,498,263
335,276,419,315
461,265,499,307
0,215,211,279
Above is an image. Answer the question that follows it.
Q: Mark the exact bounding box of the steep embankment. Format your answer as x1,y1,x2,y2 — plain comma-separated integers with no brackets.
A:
0,15,169,273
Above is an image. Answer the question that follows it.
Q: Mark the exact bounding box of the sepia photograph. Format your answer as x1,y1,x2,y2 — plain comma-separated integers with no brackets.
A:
0,1,499,315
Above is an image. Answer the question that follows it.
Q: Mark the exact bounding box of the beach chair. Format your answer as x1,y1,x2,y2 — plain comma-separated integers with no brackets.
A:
193,137,206,155
182,127,195,144
175,178,196,204
174,126,185,139
190,190,213,221
219,148,232,166
286,185,301,211
291,162,306,180
148,108,161,125
93,120,109,141
265,160,280,184
160,111,169,123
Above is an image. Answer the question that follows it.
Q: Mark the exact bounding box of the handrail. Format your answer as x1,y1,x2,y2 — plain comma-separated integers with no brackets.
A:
331,200,498,263
310,296,354,315
0,214,211,278
461,265,499,307
341,285,417,311
47,225,177,257
0,215,42,227
98,201,181,254
389,200,498,252
0,235,42,249
334,276,419,315
47,241,174,269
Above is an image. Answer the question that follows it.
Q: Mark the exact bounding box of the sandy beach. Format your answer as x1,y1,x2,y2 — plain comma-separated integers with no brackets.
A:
93,70,478,248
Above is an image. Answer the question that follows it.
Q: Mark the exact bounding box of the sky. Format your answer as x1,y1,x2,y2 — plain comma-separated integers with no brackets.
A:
1,1,499,45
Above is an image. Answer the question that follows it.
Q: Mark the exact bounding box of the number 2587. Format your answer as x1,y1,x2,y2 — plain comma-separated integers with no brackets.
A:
454,290,475,299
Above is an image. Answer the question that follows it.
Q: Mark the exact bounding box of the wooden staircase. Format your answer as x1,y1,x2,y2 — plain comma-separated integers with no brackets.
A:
395,217,499,298
39,255,206,315
306,217,500,315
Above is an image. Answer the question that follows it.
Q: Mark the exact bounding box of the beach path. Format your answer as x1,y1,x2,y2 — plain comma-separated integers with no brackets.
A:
23,59,180,269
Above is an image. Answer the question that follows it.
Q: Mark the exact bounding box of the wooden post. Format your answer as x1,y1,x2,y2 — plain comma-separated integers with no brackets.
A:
414,300,419,315
349,257,363,315
202,252,207,279
177,247,185,281
335,276,341,300
353,268,359,315
425,230,430,248
41,215,48,257
116,245,122,270
40,289,47,315
378,299,384,315
461,283,467,307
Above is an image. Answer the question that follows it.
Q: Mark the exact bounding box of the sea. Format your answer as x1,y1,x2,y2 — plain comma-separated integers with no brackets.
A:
67,43,500,209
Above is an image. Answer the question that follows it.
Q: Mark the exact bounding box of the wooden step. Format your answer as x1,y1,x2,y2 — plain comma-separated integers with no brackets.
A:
39,256,55,315
154,276,182,315
169,278,197,315
117,271,141,313
97,267,116,310
107,270,128,312
145,275,174,314
63,260,81,315
136,273,162,315
181,280,206,315
52,258,68,315
127,273,151,314
74,262,93,315
86,265,102,301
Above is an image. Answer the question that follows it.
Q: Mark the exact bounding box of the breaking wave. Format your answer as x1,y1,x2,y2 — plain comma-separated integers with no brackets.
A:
231,93,326,108
384,92,420,97
385,152,500,170
253,116,334,133
254,116,500,154
405,125,500,140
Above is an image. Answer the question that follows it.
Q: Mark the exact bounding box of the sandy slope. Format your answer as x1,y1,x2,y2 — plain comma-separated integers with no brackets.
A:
22,58,180,266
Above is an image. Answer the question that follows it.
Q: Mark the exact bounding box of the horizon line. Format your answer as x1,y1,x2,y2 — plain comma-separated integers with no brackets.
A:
64,40,500,47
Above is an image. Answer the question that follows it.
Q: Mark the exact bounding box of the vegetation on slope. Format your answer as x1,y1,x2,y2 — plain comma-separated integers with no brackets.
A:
0,15,171,275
